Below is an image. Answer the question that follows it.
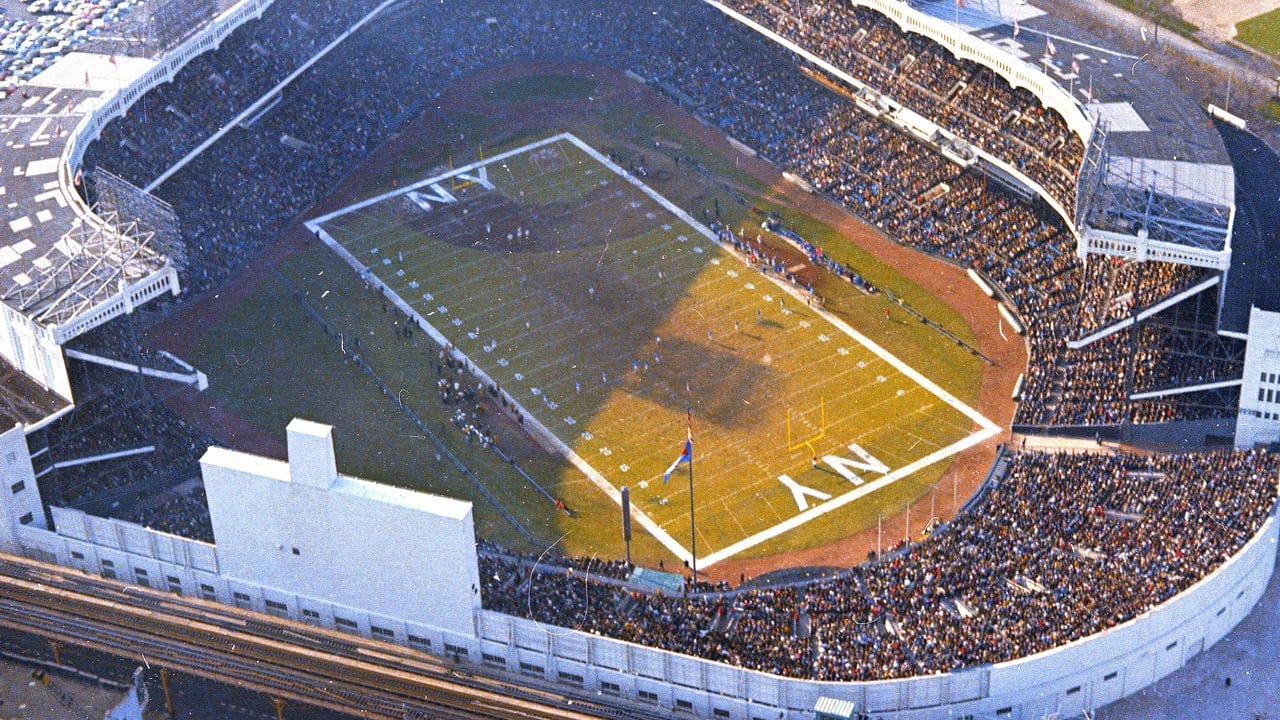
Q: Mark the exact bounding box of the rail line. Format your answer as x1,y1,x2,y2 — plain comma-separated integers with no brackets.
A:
0,552,649,720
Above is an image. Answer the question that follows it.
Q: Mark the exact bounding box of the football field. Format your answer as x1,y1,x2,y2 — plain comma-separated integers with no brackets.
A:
306,133,999,568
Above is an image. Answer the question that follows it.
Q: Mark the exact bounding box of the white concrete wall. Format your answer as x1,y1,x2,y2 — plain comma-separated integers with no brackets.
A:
0,425,44,549
0,304,70,402
1236,307,1280,448
201,420,481,637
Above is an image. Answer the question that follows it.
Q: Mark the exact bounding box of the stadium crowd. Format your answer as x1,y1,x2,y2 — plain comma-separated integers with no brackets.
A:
719,0,1084,214
480,448,1279,680
118,485,215,543
57,0,1271,684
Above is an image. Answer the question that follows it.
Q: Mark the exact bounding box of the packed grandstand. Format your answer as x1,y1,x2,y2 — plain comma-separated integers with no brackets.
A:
4,0,1272,701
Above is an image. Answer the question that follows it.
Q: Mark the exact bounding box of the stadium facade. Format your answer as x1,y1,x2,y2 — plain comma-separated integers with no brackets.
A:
0,0,1277,718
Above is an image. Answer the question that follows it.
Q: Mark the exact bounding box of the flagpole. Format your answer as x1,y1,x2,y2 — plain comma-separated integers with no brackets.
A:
688,421,698,590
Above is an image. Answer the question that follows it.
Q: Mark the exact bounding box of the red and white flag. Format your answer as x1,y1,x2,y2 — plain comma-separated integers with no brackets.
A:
1071,59,1080,74
1012,19,1020,37
1047,37,1057,56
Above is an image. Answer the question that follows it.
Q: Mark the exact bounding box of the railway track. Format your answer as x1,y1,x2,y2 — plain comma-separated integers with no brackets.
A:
0,553,649,720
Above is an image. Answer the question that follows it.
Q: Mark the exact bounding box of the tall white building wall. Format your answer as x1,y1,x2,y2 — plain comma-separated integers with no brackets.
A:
201,419,481,636
1236,307,1280,448
0,424,44,549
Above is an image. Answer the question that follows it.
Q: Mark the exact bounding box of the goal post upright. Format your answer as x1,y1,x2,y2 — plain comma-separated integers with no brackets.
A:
786,396,826,457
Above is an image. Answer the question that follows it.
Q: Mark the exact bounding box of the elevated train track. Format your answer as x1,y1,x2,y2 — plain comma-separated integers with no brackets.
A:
0,552,643,720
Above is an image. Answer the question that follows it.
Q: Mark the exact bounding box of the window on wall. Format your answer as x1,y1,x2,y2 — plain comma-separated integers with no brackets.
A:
334,616,358,632
600,681,620,695
406,634,430,650
301,608,320,622
638,690,659,704
10,480,24,493
18,512,32,524
265,599,289,617
370,625,395,640
481,653,505,667
233,591,252,609
519,662,544,676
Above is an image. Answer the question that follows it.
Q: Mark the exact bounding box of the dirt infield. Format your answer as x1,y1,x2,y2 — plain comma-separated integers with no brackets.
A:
147,60,1023,581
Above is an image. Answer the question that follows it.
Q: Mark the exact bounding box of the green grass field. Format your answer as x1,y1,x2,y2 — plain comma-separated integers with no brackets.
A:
179,71,990,568
1237,8,1280,58
305,133,994,566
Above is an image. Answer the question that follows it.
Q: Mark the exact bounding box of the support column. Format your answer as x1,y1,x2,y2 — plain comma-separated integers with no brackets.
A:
159,668,176,716
272,696,287,720
49,639,62,665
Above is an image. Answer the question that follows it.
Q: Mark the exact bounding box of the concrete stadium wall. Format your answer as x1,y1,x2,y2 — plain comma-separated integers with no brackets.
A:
1,445,1274,719
0,303,70,402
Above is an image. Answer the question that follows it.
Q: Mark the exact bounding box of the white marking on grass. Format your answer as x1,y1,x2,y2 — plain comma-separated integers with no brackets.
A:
779,474,832,511
307,132,1000,569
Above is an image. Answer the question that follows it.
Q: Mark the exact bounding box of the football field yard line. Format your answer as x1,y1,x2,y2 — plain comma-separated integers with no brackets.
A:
307,219,697,565
307,132,999,567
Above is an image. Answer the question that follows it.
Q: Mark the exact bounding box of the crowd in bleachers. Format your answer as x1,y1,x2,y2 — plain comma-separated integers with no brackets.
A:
720,0,1083,214
480,449,1279,680
68,0,1240,435
50,0,1275,685
38,384,209,506
118,484,214,542
1076,257,1209,335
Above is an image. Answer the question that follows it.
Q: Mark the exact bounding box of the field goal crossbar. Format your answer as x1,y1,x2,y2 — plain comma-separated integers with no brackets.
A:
786,396,826,461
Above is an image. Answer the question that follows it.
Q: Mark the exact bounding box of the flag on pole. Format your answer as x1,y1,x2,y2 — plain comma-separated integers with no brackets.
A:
1047,37,1057,56
1012,19,1020,37
1071,59,1080,74
663,411,693,483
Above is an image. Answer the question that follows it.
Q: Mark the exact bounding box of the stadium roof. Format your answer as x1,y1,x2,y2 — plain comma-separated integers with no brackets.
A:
0,52,178,344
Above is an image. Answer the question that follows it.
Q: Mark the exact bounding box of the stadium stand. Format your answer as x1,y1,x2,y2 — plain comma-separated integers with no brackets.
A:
47,0,1266,693
479,449,1279,681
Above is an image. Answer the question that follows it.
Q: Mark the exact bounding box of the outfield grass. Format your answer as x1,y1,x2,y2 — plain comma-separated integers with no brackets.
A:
1103,0,1199,37
1237,8,1280,58
311,134,987,563
184,73,988,566
483,74,599,104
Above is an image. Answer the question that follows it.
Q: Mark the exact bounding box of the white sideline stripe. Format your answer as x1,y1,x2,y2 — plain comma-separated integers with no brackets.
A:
145,0,403,192
308,132,1000,568
563,133,998,434
307,133,571,225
